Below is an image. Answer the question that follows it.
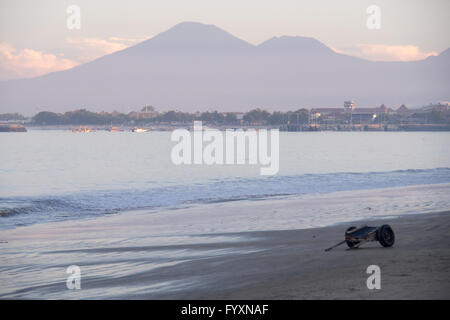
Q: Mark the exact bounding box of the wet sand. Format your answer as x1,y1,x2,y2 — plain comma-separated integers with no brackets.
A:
128,211,450,299
1,210,449,299
1,184,450,299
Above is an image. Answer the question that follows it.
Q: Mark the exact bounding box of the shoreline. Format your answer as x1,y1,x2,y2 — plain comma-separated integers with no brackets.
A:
0,185,449,299
1,211,449,299
2,181,450,232
17,124,450,132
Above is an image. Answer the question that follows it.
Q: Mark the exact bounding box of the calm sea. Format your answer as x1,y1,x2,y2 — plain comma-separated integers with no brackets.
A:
1,130,450,229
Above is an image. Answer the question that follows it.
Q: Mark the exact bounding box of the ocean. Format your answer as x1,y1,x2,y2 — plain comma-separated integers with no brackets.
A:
2,129,450,299
1,130,450,230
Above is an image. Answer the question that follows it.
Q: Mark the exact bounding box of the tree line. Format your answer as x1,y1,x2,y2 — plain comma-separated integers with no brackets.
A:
4,106,448,126
29,108,310,125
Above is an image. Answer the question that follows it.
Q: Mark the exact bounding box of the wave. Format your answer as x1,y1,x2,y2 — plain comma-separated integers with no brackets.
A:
1,167,450,228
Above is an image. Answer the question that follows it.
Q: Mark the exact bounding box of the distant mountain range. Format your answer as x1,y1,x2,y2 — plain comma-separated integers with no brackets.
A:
0,22,449,114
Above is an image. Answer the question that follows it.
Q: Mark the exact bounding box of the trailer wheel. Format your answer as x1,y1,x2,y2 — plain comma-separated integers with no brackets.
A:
345,226,359,248
377,224,395,247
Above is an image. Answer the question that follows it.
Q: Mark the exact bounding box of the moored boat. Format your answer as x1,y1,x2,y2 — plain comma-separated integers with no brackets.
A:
131,127,150,132
109,126,124,132
0,124,27,132
71,126,94,132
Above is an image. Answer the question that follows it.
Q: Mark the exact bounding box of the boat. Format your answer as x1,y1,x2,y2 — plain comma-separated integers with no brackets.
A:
0,124,27,132
71,126,94,132
109,126,124,132
131,127,150,132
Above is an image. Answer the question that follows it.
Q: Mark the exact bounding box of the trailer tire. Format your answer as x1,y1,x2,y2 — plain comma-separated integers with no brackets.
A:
377,224,395,247
345,226,359,248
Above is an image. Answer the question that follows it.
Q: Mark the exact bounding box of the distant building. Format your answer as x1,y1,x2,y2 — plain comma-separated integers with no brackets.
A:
234,112,245,121
422,101,450,112
128,111,158,120
396,104,410,114
344,100,355,111
310,107,346,124
405,102,450,124
128,104,158,120
218,112,244,124
351,106,386,124
310,103,390,125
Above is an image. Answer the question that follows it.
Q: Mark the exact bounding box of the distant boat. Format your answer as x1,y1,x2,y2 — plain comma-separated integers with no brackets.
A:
0,124,27,132
131,127,150,132
71,126,94,132
109,126,124,132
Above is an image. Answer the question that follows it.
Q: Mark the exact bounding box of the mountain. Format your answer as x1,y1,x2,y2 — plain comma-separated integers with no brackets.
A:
0,22,449,114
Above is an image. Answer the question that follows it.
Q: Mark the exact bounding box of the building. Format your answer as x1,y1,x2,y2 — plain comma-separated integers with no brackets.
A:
128,111,158,120
406,102,450,124
129,105,158,120
310,107,348,124
396,104,410,115
344,100,355,111
351,105,390,124
310,102,391,125
421,101,450,112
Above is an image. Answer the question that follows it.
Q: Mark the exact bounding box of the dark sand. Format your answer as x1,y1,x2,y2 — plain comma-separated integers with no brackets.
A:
132,212,450,299
1,210,449,299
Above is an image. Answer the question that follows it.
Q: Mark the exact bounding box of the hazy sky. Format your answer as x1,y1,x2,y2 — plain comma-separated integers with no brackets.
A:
0,0,449,80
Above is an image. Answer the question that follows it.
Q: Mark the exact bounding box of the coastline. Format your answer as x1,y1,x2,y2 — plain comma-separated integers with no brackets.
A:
1,183,449,299
18,124,450,132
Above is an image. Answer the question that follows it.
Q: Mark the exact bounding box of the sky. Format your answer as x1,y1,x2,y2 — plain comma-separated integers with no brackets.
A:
0,0,449,80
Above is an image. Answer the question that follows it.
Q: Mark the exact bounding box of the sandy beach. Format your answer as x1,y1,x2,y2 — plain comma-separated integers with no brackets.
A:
169,212,450,300
1,183,449,299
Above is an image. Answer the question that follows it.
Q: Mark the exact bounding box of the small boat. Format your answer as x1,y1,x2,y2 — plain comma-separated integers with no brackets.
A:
71,126,93,132
0,124,27,132
131,127,150,132
109,126,124,132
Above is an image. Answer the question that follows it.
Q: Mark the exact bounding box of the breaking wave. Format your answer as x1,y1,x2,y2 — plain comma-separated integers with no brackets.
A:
1,167,450,229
